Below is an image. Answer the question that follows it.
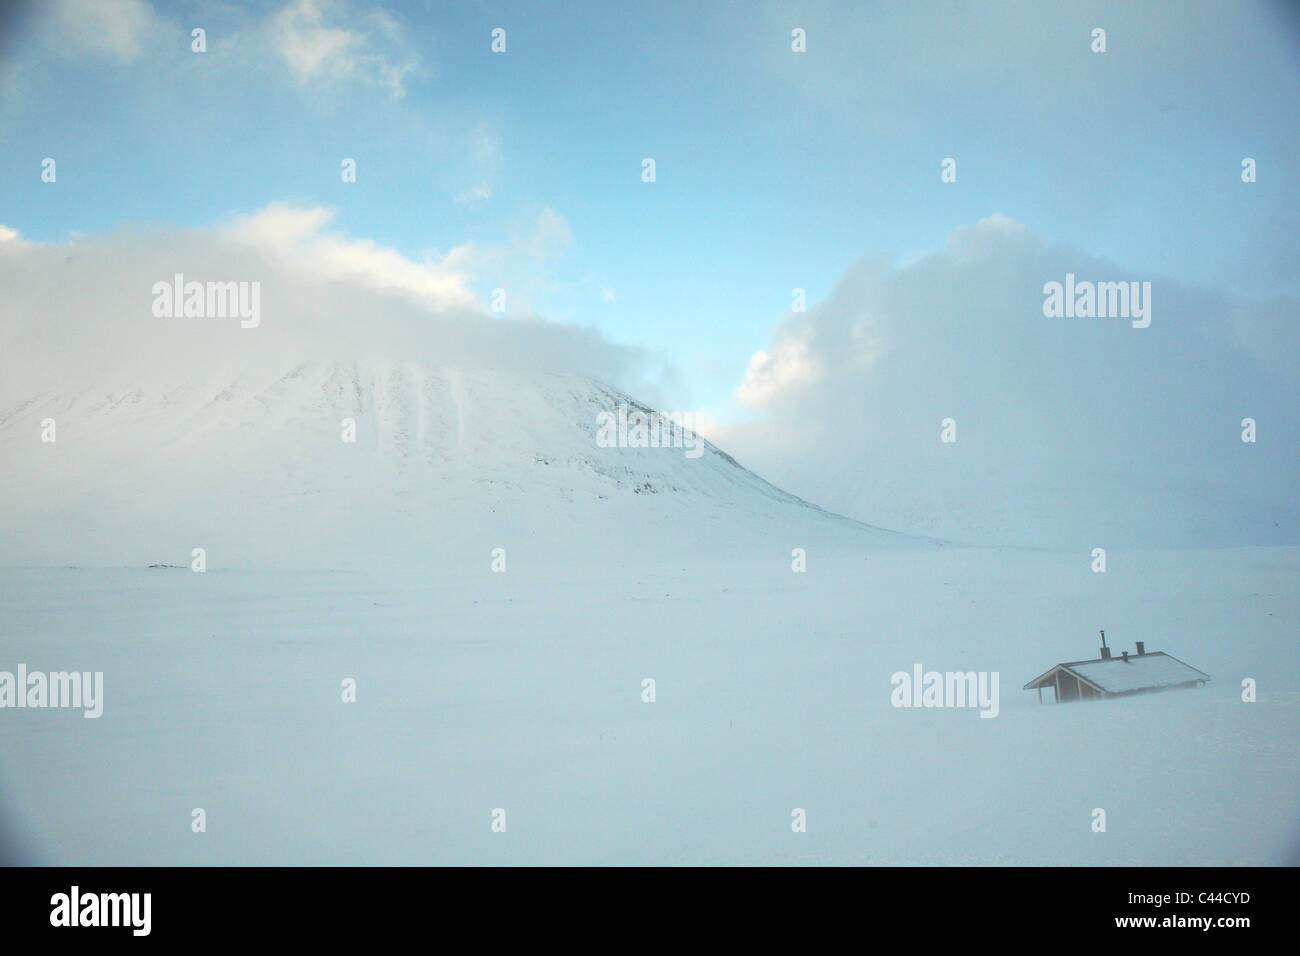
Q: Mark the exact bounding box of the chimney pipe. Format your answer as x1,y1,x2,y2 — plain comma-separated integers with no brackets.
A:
1121,650,1128,661
1135,641,1145,655
1099,629,1111,661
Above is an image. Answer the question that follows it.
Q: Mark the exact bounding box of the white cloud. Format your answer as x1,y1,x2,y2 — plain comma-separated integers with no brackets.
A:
685,409,727,443
466,119,503,167
214,202,611,328
224,202,478,310
0,205,666,408
735,336,819,406
433,205,575,312
0,225,37,253
452,120,504,206
722,216,1300,547
207,200,590,328
455,185,493,206
270,0,419,98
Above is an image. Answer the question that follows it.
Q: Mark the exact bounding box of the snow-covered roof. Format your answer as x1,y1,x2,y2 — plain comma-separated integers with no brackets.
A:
1067,652,1208,694
1024,651,1209,694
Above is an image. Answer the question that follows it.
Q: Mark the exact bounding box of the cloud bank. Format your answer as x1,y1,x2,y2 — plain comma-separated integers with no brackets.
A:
3,208,1294,550
719,215,1300,547
0,206,664,406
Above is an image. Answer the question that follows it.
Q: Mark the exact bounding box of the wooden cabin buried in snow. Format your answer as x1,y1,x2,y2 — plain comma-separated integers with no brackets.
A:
1024,636,1210,703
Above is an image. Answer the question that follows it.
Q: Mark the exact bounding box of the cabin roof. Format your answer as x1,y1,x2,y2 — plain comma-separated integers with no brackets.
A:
1023,651,1210,694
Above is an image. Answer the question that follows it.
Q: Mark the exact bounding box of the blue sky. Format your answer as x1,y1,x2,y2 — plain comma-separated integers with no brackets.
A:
2,0,1298,420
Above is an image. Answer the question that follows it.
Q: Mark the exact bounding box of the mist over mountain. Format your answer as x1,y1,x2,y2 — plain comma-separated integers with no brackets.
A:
3,211,1295,562
0,214,912,569
717,216,1300,548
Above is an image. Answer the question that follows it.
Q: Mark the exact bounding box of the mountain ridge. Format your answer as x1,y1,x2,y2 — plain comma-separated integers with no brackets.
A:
0,358,924,569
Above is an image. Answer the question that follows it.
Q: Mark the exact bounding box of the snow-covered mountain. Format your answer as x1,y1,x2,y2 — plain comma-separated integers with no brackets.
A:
3,353,1297,869
0,359,914,569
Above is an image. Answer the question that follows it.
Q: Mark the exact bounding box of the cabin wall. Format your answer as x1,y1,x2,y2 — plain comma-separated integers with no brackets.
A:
1058,674,1080,702
1052,673,1104,702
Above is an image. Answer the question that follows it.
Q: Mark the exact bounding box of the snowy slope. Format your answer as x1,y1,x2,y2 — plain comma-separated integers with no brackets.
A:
0,359,913,569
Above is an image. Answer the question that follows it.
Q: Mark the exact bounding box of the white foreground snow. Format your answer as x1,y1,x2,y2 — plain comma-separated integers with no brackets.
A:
1,545,1295,865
